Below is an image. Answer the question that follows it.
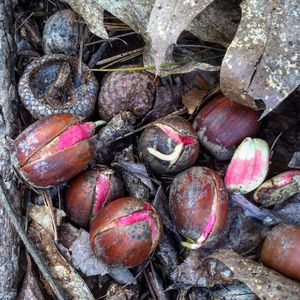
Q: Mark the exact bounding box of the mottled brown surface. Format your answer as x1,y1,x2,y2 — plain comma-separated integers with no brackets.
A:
98,67,158,121
261,224,300,281
90,197,162,268
11,113,78,167
65,169,125,227
169,166,228,242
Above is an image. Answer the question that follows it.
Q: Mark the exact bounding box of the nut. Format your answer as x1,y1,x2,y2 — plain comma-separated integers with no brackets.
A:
18,54,98,119
261,224,300,280
138,116,199,175
98,66,159,121
65,168,125,227
11,113,104,188
193,95,260,160
169,167,228,249
90,197,162,268
42,9,81,55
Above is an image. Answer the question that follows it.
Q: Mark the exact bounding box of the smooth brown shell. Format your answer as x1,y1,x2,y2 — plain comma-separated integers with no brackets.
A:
65,169,125,227
193,95,260,160
138,116,200,175
11,113,95,188
261,224,300,280
90,197,162,268
169,166,228,242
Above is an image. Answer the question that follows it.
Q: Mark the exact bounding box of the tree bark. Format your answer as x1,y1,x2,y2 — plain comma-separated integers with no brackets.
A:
0,1,20,299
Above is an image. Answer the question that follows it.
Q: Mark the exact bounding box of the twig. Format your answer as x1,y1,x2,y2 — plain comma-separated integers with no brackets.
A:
0,183,67,300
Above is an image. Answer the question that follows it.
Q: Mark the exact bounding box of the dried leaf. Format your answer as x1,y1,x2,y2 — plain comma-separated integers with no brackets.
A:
181,88,208,114
187,0,240,47
106,283,139,300
116,160,156,194
28,205,66,237
220,0,300,117
212,250,300,300
66,1,108,39
28,221,94,300
289,152,300,169
70,229,135,284
70,229,110,277
147,0,214,72
274,202,300,226
17,257,44,300
141,83,183,123
65,0,220,75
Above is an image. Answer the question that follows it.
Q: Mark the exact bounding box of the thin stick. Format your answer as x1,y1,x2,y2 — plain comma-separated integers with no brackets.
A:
0,183,66,300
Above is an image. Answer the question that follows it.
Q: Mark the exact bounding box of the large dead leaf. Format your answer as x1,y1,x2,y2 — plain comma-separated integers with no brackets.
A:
212,250,300,300
187,0,240,47
220,0,300,117
146,0,214,72
64,0,221,75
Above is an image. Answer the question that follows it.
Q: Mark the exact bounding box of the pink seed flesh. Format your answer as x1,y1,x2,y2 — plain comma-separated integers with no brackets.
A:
157,124,195,145
201,212,216,240
277,171,300,185
57,122,95,150
225,149,266,187
114,204,158,241
92,174,110,215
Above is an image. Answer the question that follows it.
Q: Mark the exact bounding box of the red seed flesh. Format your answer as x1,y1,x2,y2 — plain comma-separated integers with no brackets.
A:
57,122,95,150
224,149,265,187
156,123,196,145
112,204,158,242
92,173,110,215
201,212,217,240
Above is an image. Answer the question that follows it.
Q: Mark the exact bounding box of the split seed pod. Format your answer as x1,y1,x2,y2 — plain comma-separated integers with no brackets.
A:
225,137,269,194
169,167,229,249
65,168,125,227
90,197,162,268
138,116,199,175
11,113,105,188
254,170,300,207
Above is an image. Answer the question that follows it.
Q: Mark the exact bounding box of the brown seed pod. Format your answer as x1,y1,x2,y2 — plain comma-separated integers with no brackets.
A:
90,197,162,268
193,94,260,160
42,9,81,55
65,168,125,227
169,166,228,249
18,54,98,119
261,224,300,280
98,66,159,121
11,113,101,188
138,116,199,175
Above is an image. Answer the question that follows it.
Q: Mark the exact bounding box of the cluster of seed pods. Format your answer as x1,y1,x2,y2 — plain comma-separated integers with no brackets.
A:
15,27,300,278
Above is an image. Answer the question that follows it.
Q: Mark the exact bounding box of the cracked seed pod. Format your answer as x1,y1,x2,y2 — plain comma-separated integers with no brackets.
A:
18,54,98,119
253,170,300,207
225,137,269,194
42,9,81,55
11,113,104,188
98,66,159,121
193,95,260,160
169,167,229,249
90,197,162,268
261,224,300,281
138,116,199,175
65,168,125,227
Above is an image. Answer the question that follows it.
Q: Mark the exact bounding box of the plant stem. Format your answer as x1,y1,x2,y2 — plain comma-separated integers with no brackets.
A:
231,192,281,226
